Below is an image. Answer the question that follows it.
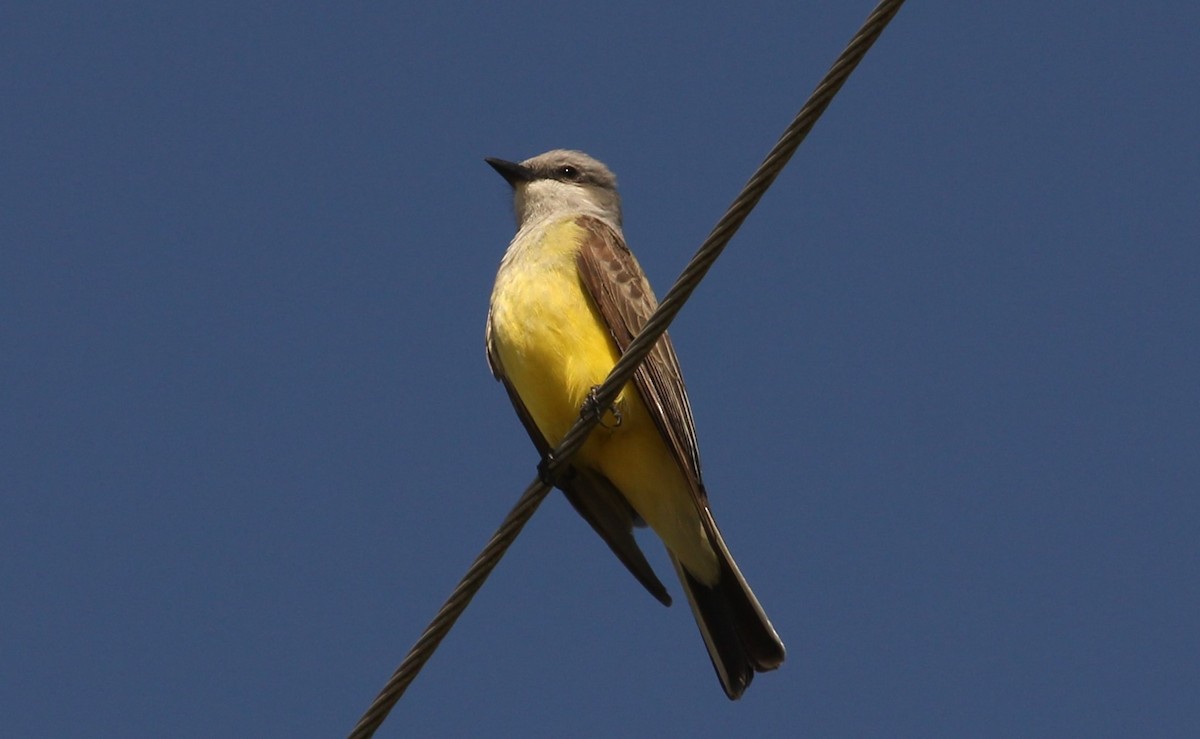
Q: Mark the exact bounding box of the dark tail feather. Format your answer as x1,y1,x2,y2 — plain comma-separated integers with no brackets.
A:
561,470,672,606
672,512,785,700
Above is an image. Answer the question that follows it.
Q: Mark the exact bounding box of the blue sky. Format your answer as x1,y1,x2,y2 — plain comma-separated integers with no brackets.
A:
3,2,1198,737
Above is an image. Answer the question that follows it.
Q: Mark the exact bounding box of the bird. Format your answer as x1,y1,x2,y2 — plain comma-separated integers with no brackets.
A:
484,149,784,699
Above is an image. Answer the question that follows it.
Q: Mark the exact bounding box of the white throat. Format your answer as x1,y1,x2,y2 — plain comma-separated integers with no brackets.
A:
513,179,621,230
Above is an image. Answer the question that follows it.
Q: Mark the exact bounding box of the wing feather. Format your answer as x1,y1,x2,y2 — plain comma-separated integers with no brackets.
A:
572,216,707,502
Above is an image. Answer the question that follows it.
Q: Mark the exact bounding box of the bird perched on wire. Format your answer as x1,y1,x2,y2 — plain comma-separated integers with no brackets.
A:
485,149,785,698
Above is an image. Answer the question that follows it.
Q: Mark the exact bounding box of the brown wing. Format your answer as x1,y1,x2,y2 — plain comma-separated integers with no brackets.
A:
574,217,787,695
572,216,706,501
485,319,671,606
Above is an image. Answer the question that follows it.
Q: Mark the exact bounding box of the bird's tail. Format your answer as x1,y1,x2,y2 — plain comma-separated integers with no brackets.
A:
671,509,785,700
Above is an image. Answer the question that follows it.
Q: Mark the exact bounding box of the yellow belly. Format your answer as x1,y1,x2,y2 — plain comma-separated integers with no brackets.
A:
488,218,717,581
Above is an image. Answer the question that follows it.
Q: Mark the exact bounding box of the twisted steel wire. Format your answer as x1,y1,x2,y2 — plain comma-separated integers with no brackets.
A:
349,1,905,735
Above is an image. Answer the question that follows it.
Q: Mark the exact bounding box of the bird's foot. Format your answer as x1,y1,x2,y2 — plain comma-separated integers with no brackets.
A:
582,385,622,428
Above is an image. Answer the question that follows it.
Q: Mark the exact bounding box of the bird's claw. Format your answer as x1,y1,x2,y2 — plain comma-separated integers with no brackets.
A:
583,385,622,428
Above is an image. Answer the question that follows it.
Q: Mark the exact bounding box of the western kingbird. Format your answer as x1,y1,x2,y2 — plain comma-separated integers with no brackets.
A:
485,149,784,699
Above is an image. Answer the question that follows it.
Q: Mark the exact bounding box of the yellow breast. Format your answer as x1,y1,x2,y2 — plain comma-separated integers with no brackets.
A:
488,218,625,447
488,217,719,580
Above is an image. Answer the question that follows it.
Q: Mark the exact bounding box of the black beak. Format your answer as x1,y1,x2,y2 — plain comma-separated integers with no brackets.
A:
485,157,534,187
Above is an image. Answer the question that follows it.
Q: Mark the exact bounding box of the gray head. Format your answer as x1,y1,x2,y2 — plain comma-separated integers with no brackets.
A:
486,149,622,228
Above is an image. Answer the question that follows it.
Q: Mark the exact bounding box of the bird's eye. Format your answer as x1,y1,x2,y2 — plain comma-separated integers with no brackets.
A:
559,166,580,180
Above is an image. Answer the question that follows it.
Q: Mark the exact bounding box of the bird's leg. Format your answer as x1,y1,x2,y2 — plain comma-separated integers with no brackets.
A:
582,385,622,428
538,388,620,486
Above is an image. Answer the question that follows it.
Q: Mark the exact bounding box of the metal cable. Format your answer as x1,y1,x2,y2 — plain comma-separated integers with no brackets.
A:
349,1,905,735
